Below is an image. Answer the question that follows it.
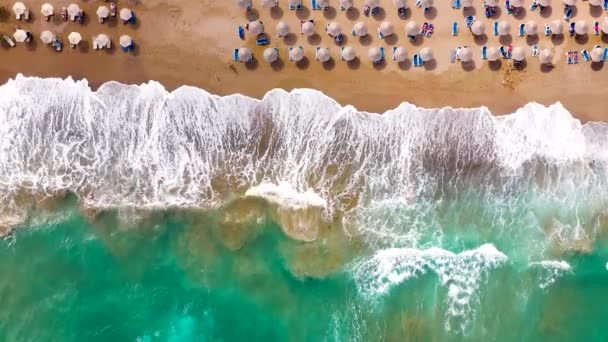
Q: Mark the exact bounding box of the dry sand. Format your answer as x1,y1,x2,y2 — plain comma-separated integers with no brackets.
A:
0,0,607,121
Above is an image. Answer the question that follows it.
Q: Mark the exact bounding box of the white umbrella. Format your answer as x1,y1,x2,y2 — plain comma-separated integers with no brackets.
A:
289,46,304,61
41,3,53,17
316,47,331,62
248,20,264,35
341,46,356,61
459,47,473,62
420,0,433,7
40,30,55,44
486,47,500,61
379,21,394,36
67,3,80,17
68,32,82,45
590,47,603,62
498,21,511,35
120,8,133,21
341,0,354,9
406,21,419,36
602,18,608,34
236,0,252,8
485,0,499,6
538,0,550,5
365,0,380,8
512,46,525,61
327,22,342,36
353,22,368,36
420,47,433,61
317,0,330,7
94,34,110,48
13,29,27,43
539,49,554,64
238,47,253,61
525,21,538,35
368,47,382,62
471,21,485,36
551,20,564,34
562,0,577,5
575,20,588,35
511,0,524,6
97,6,110,18
276,22,289,37
394,0,407,7
263,48,278,62
589,0,602,5
302,21,315,36
13,2,26,16
120,35,133,48
393,47,408,62
261,0,278,7
462,0,474,7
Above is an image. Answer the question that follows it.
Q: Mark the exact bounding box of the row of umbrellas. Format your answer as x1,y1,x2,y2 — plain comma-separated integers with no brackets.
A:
236,46,433,62
10,29,133,47
470,19,606,36
237,0,593,9
14,2,134,21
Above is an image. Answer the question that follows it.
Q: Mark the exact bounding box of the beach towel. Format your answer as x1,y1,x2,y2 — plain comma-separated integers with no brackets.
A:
603,48,608,61
519,24,525,36
453,22,458,36
506,0,512,14
482,46,487,59
566,51,573,64
582,49,590,62
494,21,499,35
238,25,244,39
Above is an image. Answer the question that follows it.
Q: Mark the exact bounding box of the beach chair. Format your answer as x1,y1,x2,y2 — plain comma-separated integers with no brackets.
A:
482,46,487,59
564,7,572,20
494,21,499,36
603,48,608,61
519,23,525,36
595,21,600,35
238,25,245,39
545,24,551,36
566,51,573,64
289,1,302,10
453,22,459,36
256,37,269,45
529,0,538,11
582,49,590,61
604,0,608,10
450,48,456,63
532,45,538,56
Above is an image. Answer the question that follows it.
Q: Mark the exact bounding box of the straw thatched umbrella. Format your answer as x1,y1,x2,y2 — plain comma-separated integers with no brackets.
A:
550,20,564,34
95,34,110,48
512,47,525,61
602,18,608,34
238,47,253,61
120,35,133,48
575,20,588,35
40,30,55,44
471,21,485,36
539,49,553,64
486,0,499,6
353,22,368,36
420,47,433,61
41,3,53,17
263,48,278,62
458,47,473,62
462,0,474,7
590,47,603,62
120,8,133,21
394,0,407,7
289,46,304,61
13,2,26,16
67,3,80,18
365,0,380,8
327,22,342,36
317,0,330,8
486,47,500,61
525,21,538,35
511,0,524,6
236,0,252,8
261,0,278,7
276,22,289,37
379,21,394,37
420,0,433,7
538,0,550,5
589,0,602,5
248,20,264,35
562,0,577,5
406,21,419,36
341,0,354,9
316,47,331,62
97,6,110,19
368,47,382,62
13,29,27,43
341,46,356,61
302,21,315,36
498,21,511,36
393,47,408,62
68,32,82,45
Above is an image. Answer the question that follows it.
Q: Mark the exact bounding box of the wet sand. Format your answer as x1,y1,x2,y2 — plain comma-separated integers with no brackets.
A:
0,0,607,121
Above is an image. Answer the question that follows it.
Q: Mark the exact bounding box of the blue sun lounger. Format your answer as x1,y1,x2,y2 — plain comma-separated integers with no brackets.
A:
481,46,487,59
465,16,474,27
233,48,239,61
519,23,525,36
256,37,269,45
453,22,458,36
529,0,538,10
582,49,590,61
493,21,499,35
564,7,573,20
604,0,608,10
545,24,551,36
238,25,244,39
603,48,608,61
452,0,461,9
506,0,512,14
289,1,302,10
373,47,385,64
413,54,423,66
312,0,321,10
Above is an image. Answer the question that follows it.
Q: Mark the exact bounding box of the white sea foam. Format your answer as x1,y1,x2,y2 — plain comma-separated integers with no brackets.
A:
245,182,326,209
353,244,508,332
528,260,572,289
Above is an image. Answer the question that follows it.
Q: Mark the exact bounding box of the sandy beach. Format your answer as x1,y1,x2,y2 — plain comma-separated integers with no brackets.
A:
0,0,607,121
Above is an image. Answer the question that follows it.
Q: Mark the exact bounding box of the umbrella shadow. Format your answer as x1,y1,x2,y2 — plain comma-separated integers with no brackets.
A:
372,8,386,20
245,57,259,70
384,34,399,45
423,59,437,70
398,60,411,70
270,6,283,19
575,34,589,44
283,33,297,45
591,61,604,70
489,59,502,70
373,60,386,70
359,35,373,46
461,60,475,71
271,58,285,71
540,64,554,73
410,36,424,46
514,59,527,70
296,7,310,20
78,40,90,53
540,6,552,17
570,5,578,18
346,8,360,20
247,9,260,21
602,35,608,44
347,57,360,69
323,7,337,19
590,5,602,17
296,56,310,69
424,7,437,20
25,38,37,51
322,58,336,70
526,35,539,45
552,34,565,45
493,7,503,17
513,8,527,19
307,33,321,45
474,34,488,45
499,34,513,45
463,7,476,17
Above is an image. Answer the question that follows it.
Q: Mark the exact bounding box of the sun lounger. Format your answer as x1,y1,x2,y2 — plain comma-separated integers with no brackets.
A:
499,46,506,57
506,0,512,14
465,16,474,27
2,35,15,47
452,0,461,9
289,1,302,10
532,45,538,56
256,37,269,45
595,21,600,35
482,46,487,59
582,49,590,61
529,0,537,10
569,22,575,36
494,21,499,36
312,0,321,10
604,0,608,10
564,7,572,20
24,10,30,21
233,49,239,61
603,48,608,61
413,54,421,66
453,22,458,36
545,24,551,36
416,0,422,7
450,48,456,63
379,47,385,63
519,23,525,36
238,25,245,39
